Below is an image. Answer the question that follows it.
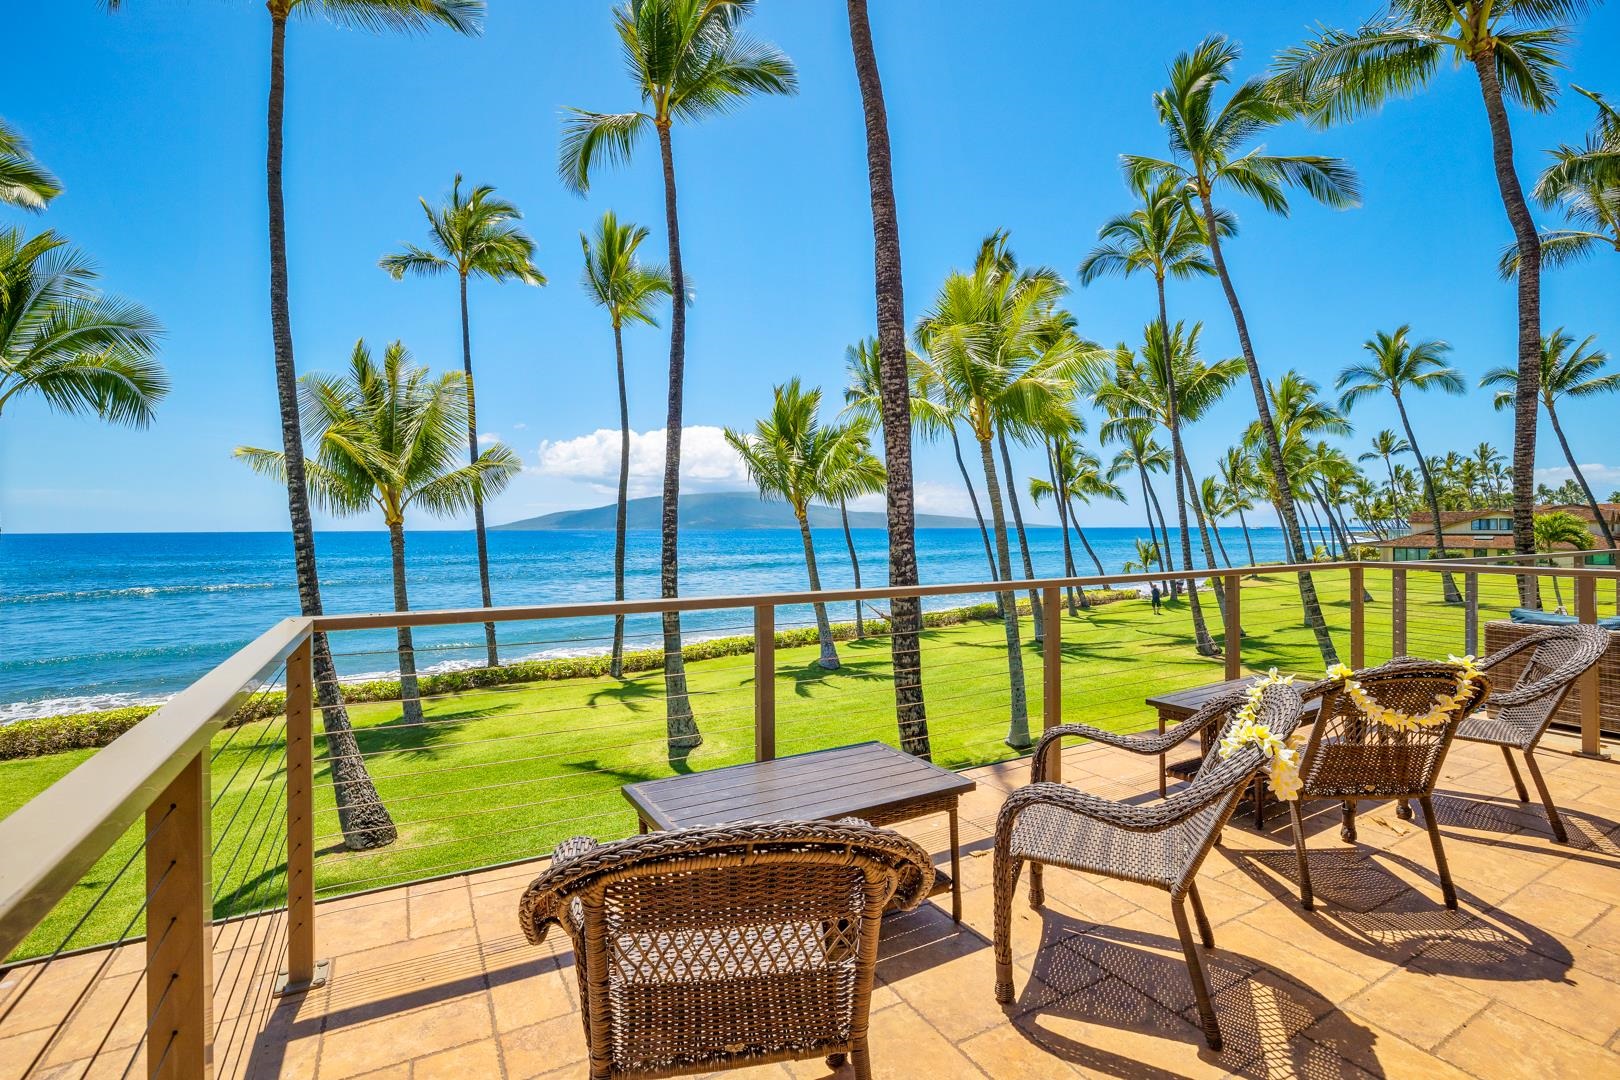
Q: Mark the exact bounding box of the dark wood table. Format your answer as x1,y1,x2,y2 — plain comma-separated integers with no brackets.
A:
1146,678,1322,825
621,741,976,920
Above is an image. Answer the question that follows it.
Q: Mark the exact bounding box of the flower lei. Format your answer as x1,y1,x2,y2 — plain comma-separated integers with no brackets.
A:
1217,668,1307,800
1323,655,1482,733
1218,657,1482,801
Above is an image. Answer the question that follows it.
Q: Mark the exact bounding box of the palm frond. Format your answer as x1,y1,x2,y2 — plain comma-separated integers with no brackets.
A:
556,109,652,195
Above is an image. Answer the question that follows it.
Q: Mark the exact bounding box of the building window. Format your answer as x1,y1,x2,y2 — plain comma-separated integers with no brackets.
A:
1470,517,1512,531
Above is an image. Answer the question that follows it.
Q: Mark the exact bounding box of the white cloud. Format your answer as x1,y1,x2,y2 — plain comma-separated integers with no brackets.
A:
1534,463,1620,492
531,426,749,497
477,432,501,446
511,422,527,431
913,481,973,518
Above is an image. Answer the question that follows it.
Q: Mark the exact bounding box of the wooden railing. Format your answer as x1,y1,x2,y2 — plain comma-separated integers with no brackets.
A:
0,557,1615,1077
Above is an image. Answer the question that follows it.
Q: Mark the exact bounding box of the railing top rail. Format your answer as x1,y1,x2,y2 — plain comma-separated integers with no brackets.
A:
0,616,312,959
310,558,1620,631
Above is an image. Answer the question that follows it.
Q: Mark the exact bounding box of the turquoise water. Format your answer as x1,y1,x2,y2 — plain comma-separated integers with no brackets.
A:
0,526,1289,719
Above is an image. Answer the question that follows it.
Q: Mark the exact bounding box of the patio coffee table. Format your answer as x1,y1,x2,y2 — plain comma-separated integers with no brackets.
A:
621,741,976,921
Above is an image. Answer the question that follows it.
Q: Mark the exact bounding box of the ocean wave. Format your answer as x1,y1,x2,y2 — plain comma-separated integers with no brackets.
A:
0,691,171,724
1,582,280,606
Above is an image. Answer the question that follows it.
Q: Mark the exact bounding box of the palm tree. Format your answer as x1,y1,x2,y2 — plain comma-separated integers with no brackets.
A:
1532,84,1620,197
907,350,1002,593
1096,325,1243,654
578,211,672,676
1129,35,1358,666
1122,537,1161,575
824,419,886,638
1104,421,1176,585
1482,329,1620,549
560,0,796,755
379,175,542,668
1337,325,1466,599
107,0,481,850
916,248,1083,748
1215,446,1261,566
1360,428,1412,492
1199,476,1235,567
0,228,166,425
1274,2,1593,570
237,340,518,725
1499,88,1620,280
0,118,61,210
845,0,928,758
725,380,861,670
1534,510,1594,613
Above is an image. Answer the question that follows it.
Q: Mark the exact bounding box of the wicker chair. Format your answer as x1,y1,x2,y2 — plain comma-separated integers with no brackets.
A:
1286,660,1489,913
518,820,934,1080
1459,623,1609,843
993,683,1306,1051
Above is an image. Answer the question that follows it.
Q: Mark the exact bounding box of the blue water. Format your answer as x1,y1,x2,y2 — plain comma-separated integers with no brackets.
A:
0,526,1290,719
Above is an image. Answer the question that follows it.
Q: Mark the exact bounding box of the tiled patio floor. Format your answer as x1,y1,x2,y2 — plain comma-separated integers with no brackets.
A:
8,733,1620,1079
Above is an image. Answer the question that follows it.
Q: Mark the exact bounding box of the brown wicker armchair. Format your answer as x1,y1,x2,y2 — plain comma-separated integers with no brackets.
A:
518,820,934,1080
994,683,1306,1051
1459,623,1609,842
1287,660,1489,913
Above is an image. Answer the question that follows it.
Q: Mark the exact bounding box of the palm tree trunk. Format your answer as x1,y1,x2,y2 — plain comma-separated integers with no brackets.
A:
1236,505,1257,567
611,319,630,677
1471,51,1542,603
387,521,424,726
997,426,1043,642
459,272,499,668
655,121,698,758
266,13,394,849
796,511,840,669
976,432,1030,748
1047,445,1079,614
839,497,865,637
950,424,1000,597
1547,401,1617,548
1395,396,1463,602
1154,277,1217,656
1139,465,1177,593
1194,190,1337,665
1210,509,1234,567
1065,495,1107,575
1179,455,1226,619
847,0,928,757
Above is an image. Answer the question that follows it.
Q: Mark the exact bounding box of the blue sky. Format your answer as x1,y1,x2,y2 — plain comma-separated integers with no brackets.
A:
3,1,1618,533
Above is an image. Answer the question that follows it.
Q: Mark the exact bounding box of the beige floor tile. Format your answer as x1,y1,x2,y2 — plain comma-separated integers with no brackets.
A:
317,994,492,1079
1437,1002,1620,1079
1340,969,1489,1049
409,882,475,939
413,1035,502,1079
499,1015,588,1079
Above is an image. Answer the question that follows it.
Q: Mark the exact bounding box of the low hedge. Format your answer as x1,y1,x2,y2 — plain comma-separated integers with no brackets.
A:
0,588,1144,761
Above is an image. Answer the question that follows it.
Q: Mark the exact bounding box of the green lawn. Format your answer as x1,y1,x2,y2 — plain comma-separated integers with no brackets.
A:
4,565,1607,961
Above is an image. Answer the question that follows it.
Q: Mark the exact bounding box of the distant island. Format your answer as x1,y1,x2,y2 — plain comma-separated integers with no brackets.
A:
496,491,989,531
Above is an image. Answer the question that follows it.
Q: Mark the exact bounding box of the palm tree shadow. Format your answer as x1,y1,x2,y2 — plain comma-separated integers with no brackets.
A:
585,677,661,713
788,656,894,699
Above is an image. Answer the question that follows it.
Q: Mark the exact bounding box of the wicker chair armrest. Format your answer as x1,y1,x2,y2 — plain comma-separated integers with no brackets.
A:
1031,691,1246,784
1475,626,1607,709
517,836,601,947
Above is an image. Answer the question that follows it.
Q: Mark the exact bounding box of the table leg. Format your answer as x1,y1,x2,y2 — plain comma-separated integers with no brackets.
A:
638,816,650,835
948,805,962,924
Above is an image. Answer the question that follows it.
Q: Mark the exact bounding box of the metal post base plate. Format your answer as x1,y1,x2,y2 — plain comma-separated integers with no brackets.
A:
274,958,331,996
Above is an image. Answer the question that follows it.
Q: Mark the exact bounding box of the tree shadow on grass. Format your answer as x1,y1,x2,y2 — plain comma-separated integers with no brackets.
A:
787,655,894,700
584,676,662,713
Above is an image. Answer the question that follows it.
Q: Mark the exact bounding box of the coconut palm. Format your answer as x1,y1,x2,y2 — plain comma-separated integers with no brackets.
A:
1500,86,1620,280
1337,325,1466,597
915,246,1083,748
906,349,1002,592
1482,329,1620,549
845,0,928,757
1199,476,1235,567
106,0,480,849
0,228,165,425
1274,2,1590,567
724,380,860,670
560,0,796,754
1096,324,1243,654
0,118,61,210
1030,403,1089,612
1030,432,1120,595
1359,428,1412,492
1128,35,1358,665
1104,420,1176,583
236,340,519,726
824,419,886,639
1122,537,1161,575
577,211,672,676
1534,511,1594,612
1215,446,1262,566
379,174,544,668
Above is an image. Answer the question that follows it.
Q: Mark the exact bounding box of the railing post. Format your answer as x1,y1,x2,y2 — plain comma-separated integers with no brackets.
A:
1349,565,1366,670
753,604,776,762
1391,568,1407,658
1042,587,1062,784
1464,572,1479,657
145,752,213,1080
1223,574,1242,681
1575,575,1606,758
277,636,326,996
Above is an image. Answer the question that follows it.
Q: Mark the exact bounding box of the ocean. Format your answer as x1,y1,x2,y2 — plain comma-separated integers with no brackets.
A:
0,526,1291,721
